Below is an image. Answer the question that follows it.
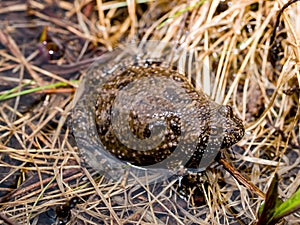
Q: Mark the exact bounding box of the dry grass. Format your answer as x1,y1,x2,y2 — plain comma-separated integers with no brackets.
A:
0,0,299,224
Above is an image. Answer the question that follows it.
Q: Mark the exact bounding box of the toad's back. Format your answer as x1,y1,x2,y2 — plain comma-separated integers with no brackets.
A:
95,63,244,171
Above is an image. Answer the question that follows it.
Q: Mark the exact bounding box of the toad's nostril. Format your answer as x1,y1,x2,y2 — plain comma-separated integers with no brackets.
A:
227,127,235,134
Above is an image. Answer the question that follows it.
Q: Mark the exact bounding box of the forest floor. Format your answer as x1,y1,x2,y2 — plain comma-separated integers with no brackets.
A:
0,1,299,225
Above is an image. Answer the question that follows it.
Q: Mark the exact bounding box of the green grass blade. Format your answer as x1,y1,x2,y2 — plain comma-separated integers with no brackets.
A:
257,174,281,225
272,188,300,222
158,0,207,29
0,80,78,101
0,81,33,100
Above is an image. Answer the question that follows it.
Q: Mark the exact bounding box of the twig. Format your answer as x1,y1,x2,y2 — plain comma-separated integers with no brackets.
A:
0,29,44,85
269,0,300,46
218,158,266,199
0,212,21,225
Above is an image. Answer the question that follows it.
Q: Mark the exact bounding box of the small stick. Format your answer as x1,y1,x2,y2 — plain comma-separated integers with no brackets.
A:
0,212,21,225
218,158,266,199
270,0,300,46
0,169,82,203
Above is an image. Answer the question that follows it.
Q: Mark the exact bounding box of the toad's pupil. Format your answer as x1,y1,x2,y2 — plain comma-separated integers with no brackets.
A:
142,124,151,138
